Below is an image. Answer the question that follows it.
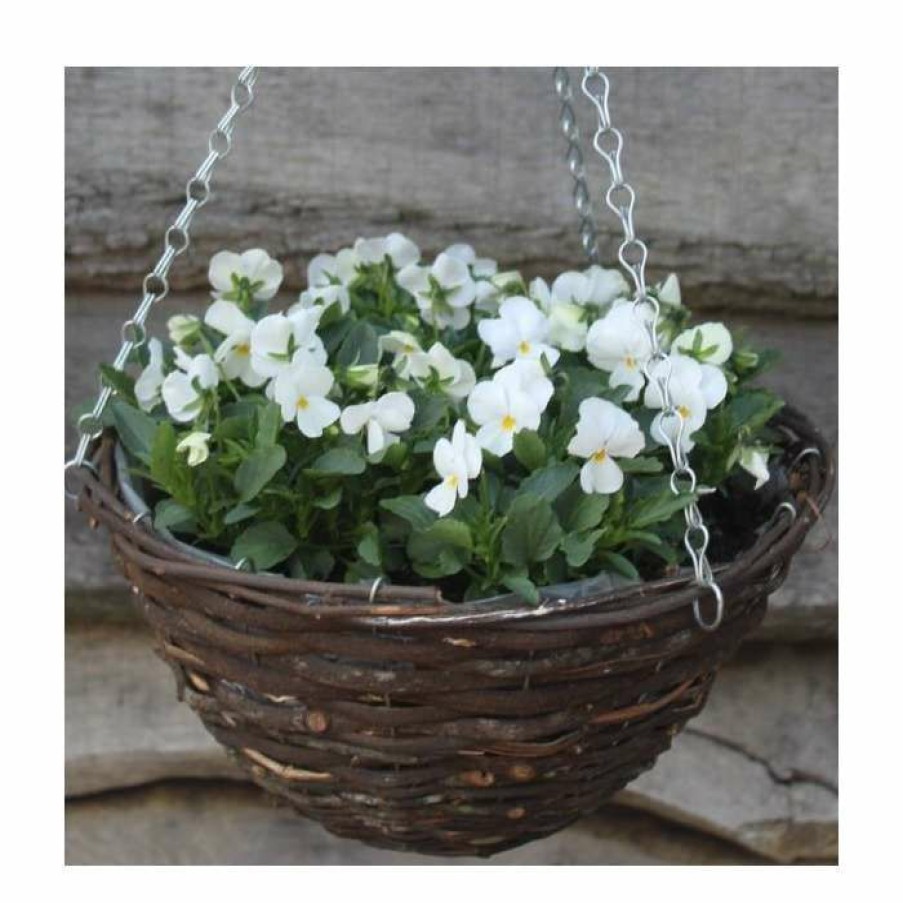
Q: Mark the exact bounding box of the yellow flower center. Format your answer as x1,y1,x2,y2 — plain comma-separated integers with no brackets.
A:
446,474,459,489
236,342,250,357
677,404,691,420
403,343,416,353
518,340,532,355
296,396,310,411
624,355,636,369
501,415,517,432
592,448,608,463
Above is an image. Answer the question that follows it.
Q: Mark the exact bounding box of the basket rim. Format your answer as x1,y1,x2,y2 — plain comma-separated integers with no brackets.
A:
71,404,835,627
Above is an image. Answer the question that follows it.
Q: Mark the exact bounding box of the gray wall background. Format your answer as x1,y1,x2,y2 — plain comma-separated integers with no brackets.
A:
65,67,837,316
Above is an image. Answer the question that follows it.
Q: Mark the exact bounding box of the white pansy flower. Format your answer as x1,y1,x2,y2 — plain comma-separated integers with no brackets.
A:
297,249,359,313
340,391,416,456
272,351,340,438
250,309,326,379
494,359,554,413
585,302,653,401
161,351,219,424
567,398,645,495
477,296,560,368
412,343,476,400
167,314,200,345
467,370,543,456
673,322,734,366
584,265,631,307
739,446,770,490
443,243,498,303
657,273,682,307
424,421,483,517
135,338,166,412
176,431,212,467
530,277,588,352
379,331,425,378
354,233,420,270
398,253,477,330
204,300,267,388
644,353,727,452
209,249,283,302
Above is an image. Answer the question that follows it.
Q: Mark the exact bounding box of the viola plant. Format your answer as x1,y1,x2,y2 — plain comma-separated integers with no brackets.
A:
93,233,786,603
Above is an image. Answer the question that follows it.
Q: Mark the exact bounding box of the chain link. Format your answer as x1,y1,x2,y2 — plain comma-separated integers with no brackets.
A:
553,68,600,264
580,67,724,631
64,66,259,499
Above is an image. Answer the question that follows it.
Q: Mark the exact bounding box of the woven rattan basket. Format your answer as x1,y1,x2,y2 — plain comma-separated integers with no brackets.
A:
70,406,834,857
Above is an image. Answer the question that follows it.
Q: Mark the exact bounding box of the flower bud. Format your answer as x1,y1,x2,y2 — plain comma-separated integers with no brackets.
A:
167,314,201,345
344,363,380,390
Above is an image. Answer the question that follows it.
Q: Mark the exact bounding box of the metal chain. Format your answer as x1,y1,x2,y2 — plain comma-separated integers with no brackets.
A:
64,66,259,498
553,68,600,264
580,67,724,631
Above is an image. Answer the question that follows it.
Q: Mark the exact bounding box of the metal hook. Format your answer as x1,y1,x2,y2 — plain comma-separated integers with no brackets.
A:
368,576,384,604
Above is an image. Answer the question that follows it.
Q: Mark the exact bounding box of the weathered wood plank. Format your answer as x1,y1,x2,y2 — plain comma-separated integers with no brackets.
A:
65,623,836,862
66,780,770,865
65,296,837,641
65,67,837,315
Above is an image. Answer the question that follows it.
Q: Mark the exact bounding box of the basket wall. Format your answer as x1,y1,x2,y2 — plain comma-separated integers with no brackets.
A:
71,408,834,857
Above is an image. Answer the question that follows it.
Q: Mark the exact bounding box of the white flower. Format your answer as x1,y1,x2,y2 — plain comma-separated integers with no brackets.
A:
467,369,543,456
379,331,425,378
176,431,211,467
424,421,483,516
161,351,219,423
204,300,267,388
250,309,326,379
530,277,588,352
410,343,476,400
477,296,560,368
297,249,359,313
585,302,652,401
644,353,727,451
494,359,554,413
345,363,380,390
209,249,283,302
584,265,630,306
272,352,340,438
398,253,477,330
443,243,497,278
340,391,416,455
567,398,645,495
354,233,420,270
657,273,681,307
167,314,200,345
673,322,733,366
135,338,165,412
739,446,770,490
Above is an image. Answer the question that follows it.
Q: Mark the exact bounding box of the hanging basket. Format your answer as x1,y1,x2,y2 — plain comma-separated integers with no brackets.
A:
69,406,833,857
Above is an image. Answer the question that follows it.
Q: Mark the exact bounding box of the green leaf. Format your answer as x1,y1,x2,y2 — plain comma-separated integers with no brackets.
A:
512,430,547,471
256,403,283,448
231,521,298,571
234,444,287,503
408,518,473,559
149,421,177,489
516,462,579,504
618,456,663,474
599,550,639,581
223,502,259,526
336,321,380,367
630,491,696,529
501,572,541,605
110,401,158,464
561,529,605,568
154,498,196,533
357,526,382,567
501,494,564,568
379,495,437,532
727,390,784,435
311,486,343,510
558,488,609,532
99,364,137,405
306,447,366,476
410,392,448,432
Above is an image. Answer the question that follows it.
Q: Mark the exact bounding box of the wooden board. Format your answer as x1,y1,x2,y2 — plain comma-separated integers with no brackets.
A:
65,623,837,862
65,67,837,316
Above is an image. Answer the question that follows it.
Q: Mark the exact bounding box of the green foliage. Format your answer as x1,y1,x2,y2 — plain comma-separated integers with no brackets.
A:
231,521,298,570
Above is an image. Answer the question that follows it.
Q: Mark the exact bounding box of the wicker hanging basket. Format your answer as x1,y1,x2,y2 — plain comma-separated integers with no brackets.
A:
68,406,833,857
